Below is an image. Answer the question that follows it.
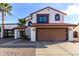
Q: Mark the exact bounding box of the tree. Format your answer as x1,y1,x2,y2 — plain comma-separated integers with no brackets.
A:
18,18,26,26
0,3,12,38
18,18,27,40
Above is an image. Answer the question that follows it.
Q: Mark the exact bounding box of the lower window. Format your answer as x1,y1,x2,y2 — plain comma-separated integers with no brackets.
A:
73,31,78,38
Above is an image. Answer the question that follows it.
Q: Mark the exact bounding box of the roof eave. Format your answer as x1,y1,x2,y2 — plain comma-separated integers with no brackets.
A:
30,7,67,15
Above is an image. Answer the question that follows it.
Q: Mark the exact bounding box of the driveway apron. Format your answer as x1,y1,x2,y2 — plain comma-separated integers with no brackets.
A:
36,42,70,56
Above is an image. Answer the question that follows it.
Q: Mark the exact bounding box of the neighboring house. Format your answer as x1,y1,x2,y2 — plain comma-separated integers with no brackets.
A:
73,24,79,41
0,23,18,38
0,7,79,42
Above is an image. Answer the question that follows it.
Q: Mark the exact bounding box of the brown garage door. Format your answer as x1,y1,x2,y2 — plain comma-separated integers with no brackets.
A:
37,28,68,41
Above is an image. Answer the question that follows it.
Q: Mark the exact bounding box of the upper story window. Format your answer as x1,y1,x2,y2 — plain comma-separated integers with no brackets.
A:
55,14,60,21
37,14,49,23
28,21,32,26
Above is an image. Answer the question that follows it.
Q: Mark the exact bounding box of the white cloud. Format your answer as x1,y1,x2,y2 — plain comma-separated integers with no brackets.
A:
63,4,79,24
64,4,79,15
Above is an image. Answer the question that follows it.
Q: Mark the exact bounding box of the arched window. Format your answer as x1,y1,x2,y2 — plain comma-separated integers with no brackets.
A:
55,14,60,21
73,31,78,38
28,21,32,26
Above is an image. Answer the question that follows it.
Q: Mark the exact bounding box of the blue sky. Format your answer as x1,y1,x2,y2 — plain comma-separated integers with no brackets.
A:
0,3,79,24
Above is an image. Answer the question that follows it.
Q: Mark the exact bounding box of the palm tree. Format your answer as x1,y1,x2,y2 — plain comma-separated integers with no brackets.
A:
18,18,26,26
0,3,12,38
18,18,27,40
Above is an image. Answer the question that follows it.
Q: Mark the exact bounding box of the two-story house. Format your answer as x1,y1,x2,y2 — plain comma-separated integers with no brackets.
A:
14,7,78,42
1,7,78,42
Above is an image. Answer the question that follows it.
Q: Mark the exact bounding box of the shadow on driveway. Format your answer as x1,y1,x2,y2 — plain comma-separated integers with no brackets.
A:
0,38,36,48
0,45,36,48
36,41,67,48
0,38,68,48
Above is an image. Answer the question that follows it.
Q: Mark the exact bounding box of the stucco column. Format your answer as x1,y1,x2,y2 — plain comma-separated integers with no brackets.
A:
68,27,74,41
26,27,31,38
14,29,18,39
17,30,20,38
31,27,36,42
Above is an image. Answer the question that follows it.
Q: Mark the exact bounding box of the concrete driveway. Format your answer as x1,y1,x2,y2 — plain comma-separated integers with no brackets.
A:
1,39,79,56
36,42,79,56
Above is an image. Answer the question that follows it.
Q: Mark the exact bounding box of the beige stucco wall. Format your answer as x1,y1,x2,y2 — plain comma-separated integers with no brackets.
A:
32,8,65,23
25,27,31,38
25,16,32,26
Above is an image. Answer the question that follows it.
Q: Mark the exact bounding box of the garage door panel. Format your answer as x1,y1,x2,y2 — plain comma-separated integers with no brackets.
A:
37,28,68,41
37,29,49,41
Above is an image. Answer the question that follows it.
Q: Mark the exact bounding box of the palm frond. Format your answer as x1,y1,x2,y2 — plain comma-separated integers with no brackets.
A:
18,18,26,26
6,11,12,16
0,3,12,15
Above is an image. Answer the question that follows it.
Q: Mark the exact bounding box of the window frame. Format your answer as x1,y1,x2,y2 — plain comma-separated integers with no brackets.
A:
28,21,32,26
73,31,78,38
55,14,60,21
37,14,49,23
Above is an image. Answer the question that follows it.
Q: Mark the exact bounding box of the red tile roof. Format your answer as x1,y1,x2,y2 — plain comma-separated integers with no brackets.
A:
14,26,27,29
32,23,77,26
